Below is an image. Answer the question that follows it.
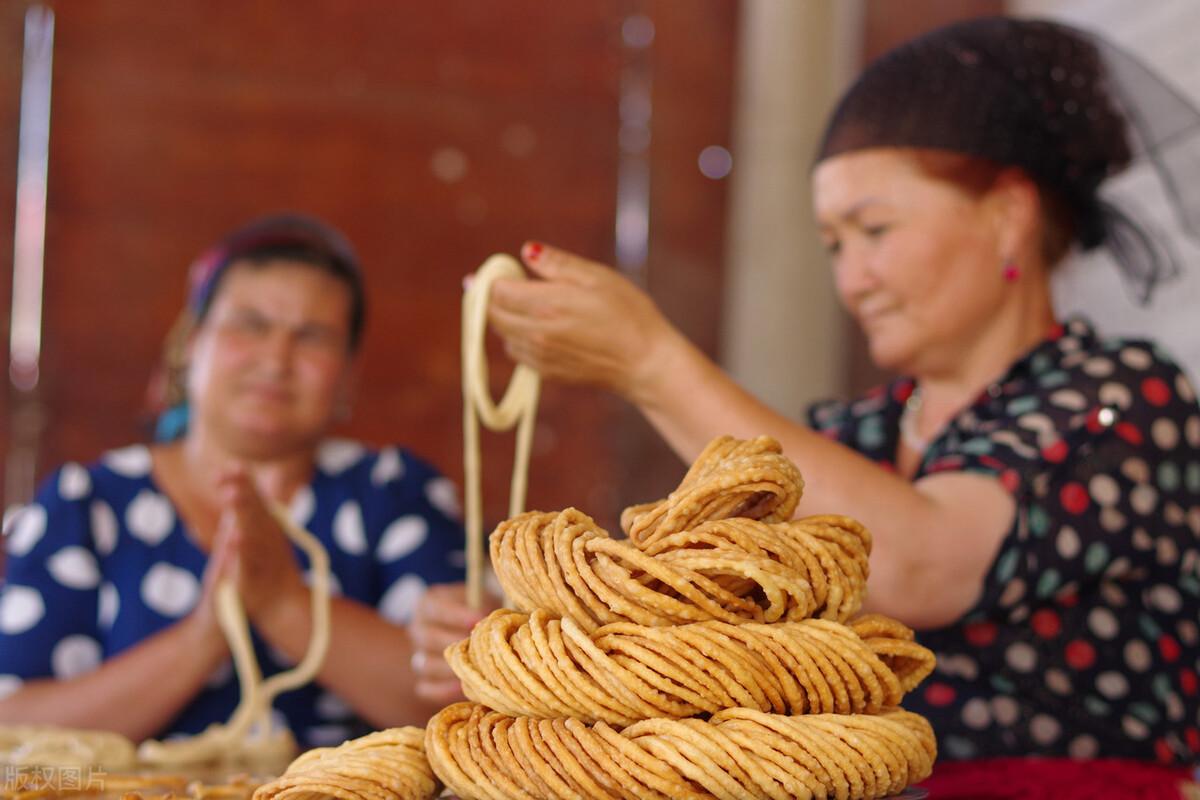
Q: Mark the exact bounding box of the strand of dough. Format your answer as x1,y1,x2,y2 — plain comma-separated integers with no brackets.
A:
253,728,440,800
138,504,332,768
462,254,541,608
426,701,936,800
447,609,935,726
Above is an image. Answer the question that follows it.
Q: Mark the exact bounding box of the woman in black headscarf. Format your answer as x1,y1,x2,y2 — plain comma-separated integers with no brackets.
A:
473,16,1200,795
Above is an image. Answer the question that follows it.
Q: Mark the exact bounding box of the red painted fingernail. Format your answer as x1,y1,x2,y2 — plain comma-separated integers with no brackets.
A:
523,241,544,262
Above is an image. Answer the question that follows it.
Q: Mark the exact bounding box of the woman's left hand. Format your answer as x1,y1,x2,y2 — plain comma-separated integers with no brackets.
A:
213,467,308,622
410,583,500,704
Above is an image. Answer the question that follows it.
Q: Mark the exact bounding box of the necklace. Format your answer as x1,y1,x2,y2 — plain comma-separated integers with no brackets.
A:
899,386,930,452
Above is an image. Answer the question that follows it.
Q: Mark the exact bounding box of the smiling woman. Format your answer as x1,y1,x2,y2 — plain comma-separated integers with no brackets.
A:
185,259,355,457
0,214,470,750
473,16,1200,795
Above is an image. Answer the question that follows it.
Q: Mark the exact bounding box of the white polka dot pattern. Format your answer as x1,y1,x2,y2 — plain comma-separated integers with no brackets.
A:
371,447,404,486
990,696,1019,727
1095,671,1129,700
98,582,119,630
317,439,366,475
102,445,152,478
379,574,427,625
1088,475,1119,506
125,491,175,547
6,505,47,557
1005,642,1037,672
961,698,991,730
1068,735,1099,759
58,463,91,500
1147,584,1182,613
1056,525,1080,558
332,501,367,555
91,500,119,556
1046,669,1073,697
1098,382,1132,410
140,563,200,618
289,486,316,527
376,516,428,562
1088,607,1119,639
1123,639,1152,672
47,546,101,590
1121,715,1150,740
1151,418,1179,449
0,586,45,634
51,635,102,679
424,477,461,520
1029,714,1061,745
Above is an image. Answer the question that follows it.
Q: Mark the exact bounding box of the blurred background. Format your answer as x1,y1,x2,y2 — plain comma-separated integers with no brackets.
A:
2,0,1197,534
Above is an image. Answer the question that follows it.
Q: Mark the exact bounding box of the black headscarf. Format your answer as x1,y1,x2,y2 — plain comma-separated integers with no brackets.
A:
816,17,1200,304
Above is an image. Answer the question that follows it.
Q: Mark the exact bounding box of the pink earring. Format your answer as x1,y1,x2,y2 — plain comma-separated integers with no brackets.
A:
1002,259,1021,283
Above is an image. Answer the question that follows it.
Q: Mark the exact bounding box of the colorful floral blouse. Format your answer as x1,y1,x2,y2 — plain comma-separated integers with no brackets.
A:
0,439,466,748
809,317,1200,766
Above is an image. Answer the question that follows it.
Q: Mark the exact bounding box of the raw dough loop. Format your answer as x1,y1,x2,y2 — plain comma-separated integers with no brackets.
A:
462,254,541,609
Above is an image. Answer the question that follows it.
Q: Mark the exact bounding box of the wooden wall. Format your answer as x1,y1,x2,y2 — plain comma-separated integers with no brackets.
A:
0,0,737,532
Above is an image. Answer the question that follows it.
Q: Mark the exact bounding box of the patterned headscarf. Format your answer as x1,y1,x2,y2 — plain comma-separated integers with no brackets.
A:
149,213,364,440
185,212,364,343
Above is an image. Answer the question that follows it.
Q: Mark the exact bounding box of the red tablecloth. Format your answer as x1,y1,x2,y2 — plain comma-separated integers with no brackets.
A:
918,758,1197,799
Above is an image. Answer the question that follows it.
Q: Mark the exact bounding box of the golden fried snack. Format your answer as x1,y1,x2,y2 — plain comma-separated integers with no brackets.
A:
490,507,870,632
186,775,263,800
252,728,438,800
0,769,255,800
448,609,935,725
0,726,137,771
426,702,936,800
439,433,936,798
620,435,804,548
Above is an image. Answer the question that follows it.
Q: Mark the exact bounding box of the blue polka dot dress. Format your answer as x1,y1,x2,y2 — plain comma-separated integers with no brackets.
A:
0,439,466,748
809,317,1200,766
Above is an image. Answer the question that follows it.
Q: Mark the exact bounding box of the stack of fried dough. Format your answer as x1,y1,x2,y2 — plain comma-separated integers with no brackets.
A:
254,728,436,800
426,435,938,800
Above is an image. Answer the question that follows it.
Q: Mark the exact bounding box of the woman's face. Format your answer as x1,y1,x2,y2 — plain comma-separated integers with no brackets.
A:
813,148,1009,375
186,259,355,457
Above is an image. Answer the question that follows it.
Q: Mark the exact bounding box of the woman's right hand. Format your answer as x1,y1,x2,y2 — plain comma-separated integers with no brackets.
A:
487,242,684,404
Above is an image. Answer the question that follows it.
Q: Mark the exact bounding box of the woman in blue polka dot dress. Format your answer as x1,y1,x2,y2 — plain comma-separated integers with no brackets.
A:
483,18,1200,796
0,215,471,749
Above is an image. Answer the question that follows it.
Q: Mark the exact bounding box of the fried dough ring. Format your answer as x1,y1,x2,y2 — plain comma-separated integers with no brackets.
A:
426,702,936,800
449,609,935,726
